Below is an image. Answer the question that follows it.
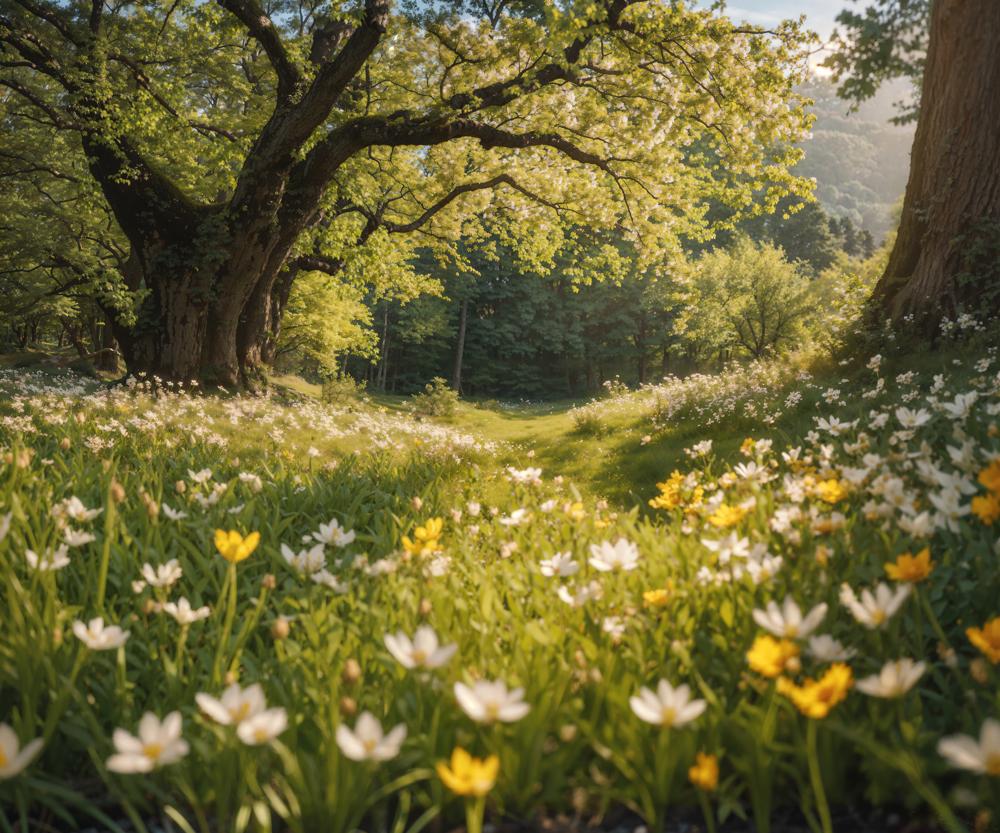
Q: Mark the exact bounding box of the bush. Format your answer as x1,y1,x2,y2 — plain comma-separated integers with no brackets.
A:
409,376,458,417
321,375,367,405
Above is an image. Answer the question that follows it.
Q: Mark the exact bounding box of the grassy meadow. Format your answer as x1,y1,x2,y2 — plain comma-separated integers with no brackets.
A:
1,333,999,833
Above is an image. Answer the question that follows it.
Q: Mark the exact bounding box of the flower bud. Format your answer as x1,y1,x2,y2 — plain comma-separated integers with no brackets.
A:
60,437,72,451
175,480,186,494
342,658,362,685
110,480,126,504
418,597,433,617
411,496,423,511
261,573,276,591
271,616,290,640
339,696,357,717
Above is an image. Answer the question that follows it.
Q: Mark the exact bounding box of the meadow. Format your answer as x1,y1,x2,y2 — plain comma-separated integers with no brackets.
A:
1,329,999,833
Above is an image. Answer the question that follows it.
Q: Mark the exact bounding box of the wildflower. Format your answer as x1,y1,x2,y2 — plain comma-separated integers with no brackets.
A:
454,680,530,723
161,503,188,521
752,598,827,640
236,708,288,746
884,548,934,582
840,582,910,629
971,492,1000,525
938,719,1000,776
106,712,188,773
281,543,326,575
313,517,356,548
688,752,719,792
499,508,530,527
25,545,70,571
437,747,499,796
588,538,640,572
706,504,747,528
702,533,750,564
539,552,578,577
402,518,443,556
643,587,671,608
163,598,211,625
966,617,1000,663
629,680,706,728
602,616,626,638
384,625,457,669
747,635,800,678
140,559,183,589
740,437,756,455
814,479,848,504
188,468,212,484
0,725,43,779
73,617,129,650
214,529,260,563
807,635,856,663
336,712,406,762
777,664,853,719
557,581,604,607
64,528,96,547
196,683,266,725
977,459,1000,493
856,659,926,698
56,496,102,523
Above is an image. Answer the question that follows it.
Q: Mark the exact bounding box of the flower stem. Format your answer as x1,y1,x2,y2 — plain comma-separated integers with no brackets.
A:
806,719,832,833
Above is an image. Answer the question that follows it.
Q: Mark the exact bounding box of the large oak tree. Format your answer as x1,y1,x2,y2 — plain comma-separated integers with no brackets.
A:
1,0,811,385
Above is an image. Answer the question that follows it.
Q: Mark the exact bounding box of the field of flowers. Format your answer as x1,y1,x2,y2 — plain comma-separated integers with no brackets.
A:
1,339,999,833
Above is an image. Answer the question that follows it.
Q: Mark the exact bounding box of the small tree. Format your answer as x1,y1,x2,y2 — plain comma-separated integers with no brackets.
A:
679,239,814,361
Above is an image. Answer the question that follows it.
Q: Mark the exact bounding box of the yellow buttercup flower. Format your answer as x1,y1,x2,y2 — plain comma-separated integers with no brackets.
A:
814,478,848,504
740,437,756,456
884,548,934,583
971,492,1000,525
643,587,671,608
777,663,853,719
649,471,704,511
688,752,719,792
402,517,443,556
747,635,800,679
977,458,1000,493
707,504,747,528
436,747,499,796
967,617,1000,664
564,501,586,521
214,529,260,563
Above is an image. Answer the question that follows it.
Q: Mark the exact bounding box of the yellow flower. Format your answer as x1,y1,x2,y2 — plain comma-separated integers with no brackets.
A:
747,635,800,679
971,492,1000,525
814,478,848,504
967,617,1000,664
643,587,671,608
214,529,260,563
436,747,499,797
978,458,1000,493
777,663,853,719
688,752,719,792
402,517,443,556
884,548,934,583
707,504,747,528
649,471,685,510
564,502,586,521
740,437,756,456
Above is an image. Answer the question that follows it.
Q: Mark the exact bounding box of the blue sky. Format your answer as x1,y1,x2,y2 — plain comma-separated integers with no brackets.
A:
720,1,850,40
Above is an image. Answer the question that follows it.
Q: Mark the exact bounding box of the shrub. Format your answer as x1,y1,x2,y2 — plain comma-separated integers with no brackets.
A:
410,377,459,417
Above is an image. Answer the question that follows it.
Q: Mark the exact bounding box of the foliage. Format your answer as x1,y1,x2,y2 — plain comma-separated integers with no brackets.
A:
409,377,459,418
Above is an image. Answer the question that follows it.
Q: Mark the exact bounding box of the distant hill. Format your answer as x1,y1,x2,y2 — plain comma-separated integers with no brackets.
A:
794,77,915,241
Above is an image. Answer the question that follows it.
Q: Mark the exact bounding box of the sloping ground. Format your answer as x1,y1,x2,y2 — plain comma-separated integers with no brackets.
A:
0,336,999,833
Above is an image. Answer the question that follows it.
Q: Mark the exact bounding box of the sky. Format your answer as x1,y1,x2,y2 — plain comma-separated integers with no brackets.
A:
721,1,849,40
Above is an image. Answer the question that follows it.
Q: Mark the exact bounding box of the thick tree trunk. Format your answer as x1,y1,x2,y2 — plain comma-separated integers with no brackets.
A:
872,0,1000,322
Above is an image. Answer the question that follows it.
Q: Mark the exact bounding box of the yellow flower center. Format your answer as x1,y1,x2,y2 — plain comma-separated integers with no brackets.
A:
143,742,164,761
871,610,886,626
986,754,1000,777
485,702,501,721
0,748,8,768
363,738,378,753
231,703,252,722
660,706,676,727
412,649,427,665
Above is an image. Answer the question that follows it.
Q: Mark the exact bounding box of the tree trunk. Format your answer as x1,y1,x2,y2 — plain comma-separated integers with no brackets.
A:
872,0,1000,322
452,298,468,393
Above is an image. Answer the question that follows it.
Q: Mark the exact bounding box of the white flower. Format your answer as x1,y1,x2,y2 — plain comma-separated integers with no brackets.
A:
506,466,542,484
161,503,188,521
236,708,288,745
63,528,96,547
311,569,350,593
702,533,750,564
895,407,931,429
73,617,129,650
539,552,578,577
58,496,102,523
602,616,626,637
454,680,530,723
629,680,706,728
187,468,213,484
588,538,640,572
26,545,70,571
752,598,827,639
557,580,603,607
196,683,266,725
840,582,911,629
313,518,356,548
384,626,457,669
335,712,406,762
0,724,43,779
499,508,531,527
856,659,926,699
807,635,856,663
141,559,183,589
281,543,327,575
163,598,210,625
937,719,1000,775
238,472,263,492
106,712,188,773
0,512,11,543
